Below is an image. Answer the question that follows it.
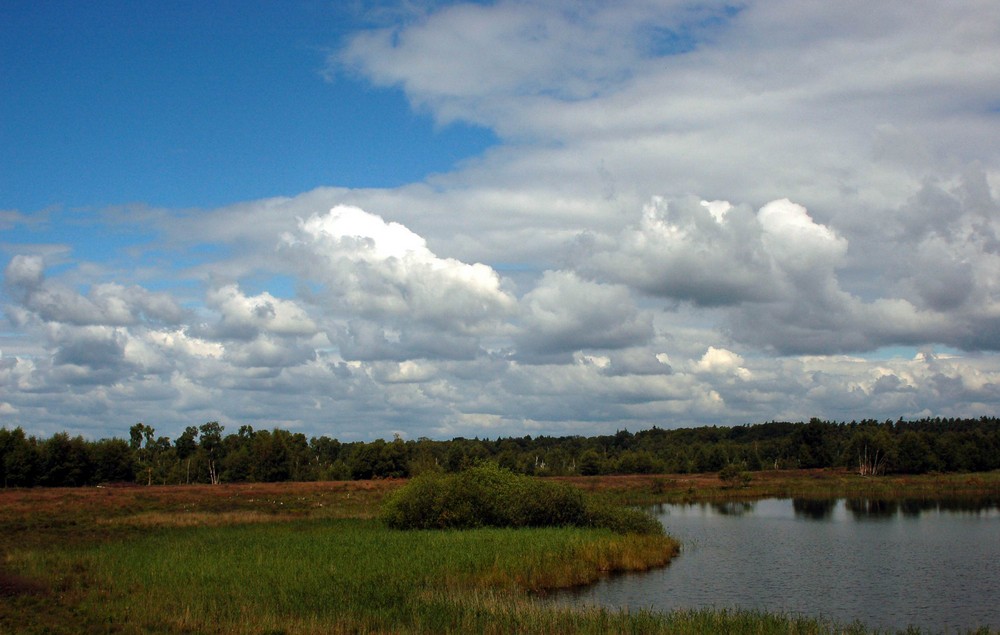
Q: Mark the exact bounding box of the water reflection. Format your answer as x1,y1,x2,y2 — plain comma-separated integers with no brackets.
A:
842,496,1000,519
845,497,898,519
791,498,835,520
710,500,755,516
663,497,1000,520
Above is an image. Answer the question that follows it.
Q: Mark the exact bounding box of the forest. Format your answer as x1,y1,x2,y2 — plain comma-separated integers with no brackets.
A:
1,417,998,488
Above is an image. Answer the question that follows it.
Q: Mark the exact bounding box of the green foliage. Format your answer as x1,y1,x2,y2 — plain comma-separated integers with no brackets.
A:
0,427,39,487
719,463,752,488
5,416,1000,489
90,438,136,483
381,463,662,534
7,518,685,634
583,501,666,535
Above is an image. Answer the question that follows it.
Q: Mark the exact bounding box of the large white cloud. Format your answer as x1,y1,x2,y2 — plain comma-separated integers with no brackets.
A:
282,205,516,334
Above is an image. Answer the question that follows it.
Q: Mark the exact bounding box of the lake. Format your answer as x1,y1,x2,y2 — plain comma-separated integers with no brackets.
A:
562,498,1000,633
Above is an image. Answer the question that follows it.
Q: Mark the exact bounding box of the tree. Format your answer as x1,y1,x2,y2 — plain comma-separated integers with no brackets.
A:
250,429,290,482
175,426,199,484
348,441,381,480
374,436,408,479
40,433,92,486
846,426,896,476
91,438,136,483
794,418,834,468
221,427,255,482
1,427,39,487
616,450,659,475
129,423,156,485
199,422,224,484
895,431,939,474
578,449,605,476
283,431,314,481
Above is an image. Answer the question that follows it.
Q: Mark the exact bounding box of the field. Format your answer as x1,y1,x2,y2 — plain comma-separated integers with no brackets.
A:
2,470,999,634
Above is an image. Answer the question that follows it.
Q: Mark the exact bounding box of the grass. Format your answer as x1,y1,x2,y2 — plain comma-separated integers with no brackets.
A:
557,468,1000,507
15,520,675,633
3,471,999,634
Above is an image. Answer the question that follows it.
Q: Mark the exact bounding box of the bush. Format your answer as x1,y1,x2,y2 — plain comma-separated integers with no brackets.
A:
584,501,665,535
719,463,751,488
380,463,662,535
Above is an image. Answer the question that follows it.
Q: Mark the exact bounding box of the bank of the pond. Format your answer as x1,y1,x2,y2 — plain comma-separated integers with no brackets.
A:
557,468,1000,506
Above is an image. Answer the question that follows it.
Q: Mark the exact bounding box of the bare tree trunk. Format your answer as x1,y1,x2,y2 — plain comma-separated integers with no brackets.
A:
858,444,886,476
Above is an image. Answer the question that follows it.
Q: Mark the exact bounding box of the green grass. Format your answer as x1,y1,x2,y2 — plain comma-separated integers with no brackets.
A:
568,469,1000,508
5,518,678,634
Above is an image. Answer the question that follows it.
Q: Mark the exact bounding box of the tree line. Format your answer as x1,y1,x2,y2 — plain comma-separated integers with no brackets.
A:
1,417,998,488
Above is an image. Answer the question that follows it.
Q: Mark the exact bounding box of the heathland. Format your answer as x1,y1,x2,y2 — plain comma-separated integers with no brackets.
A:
2,468,999,634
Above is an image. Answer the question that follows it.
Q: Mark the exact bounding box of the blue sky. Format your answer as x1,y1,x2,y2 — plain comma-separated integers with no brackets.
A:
1,1,495,211
2,1,1000,442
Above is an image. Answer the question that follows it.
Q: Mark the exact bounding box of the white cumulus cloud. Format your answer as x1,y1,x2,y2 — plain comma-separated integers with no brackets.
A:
284,205,516,334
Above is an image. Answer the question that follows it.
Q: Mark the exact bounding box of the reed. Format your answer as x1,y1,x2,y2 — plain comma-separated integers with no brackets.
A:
5,518,677,634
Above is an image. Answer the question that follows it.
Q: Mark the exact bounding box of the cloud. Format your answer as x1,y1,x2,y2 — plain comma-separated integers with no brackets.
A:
693,346,751,380
591,348,674,377
576,188,1000,355
4,254,186,327
337,319,483,362
205,284,317,340
4,1,1000,440
580,196,776,307
514,270,653,361
282,205,516,334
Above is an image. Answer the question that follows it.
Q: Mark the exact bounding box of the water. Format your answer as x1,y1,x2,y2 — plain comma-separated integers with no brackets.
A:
563,498,1000,633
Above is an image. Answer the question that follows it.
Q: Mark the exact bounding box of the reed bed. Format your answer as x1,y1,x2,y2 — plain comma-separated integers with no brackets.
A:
5,518,677,634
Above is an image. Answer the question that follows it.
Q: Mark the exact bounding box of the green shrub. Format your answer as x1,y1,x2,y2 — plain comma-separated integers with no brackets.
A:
380,463,662,535
719,463,752,488
584,501,665,535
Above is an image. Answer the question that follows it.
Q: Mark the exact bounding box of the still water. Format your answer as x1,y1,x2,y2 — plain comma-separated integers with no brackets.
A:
564,498,1000,633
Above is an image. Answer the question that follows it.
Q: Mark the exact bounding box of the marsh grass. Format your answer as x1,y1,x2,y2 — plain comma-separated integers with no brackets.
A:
96,509,301,528
6,518,677,634
560,469,1000,507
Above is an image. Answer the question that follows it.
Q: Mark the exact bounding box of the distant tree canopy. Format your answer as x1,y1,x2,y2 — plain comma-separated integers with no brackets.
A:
1,416,998,488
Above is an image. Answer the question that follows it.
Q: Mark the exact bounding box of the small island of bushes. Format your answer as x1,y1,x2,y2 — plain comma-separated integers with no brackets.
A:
380,462,664,535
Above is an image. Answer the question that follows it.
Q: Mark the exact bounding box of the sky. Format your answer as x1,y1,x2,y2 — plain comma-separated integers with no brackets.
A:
2,0,1000,442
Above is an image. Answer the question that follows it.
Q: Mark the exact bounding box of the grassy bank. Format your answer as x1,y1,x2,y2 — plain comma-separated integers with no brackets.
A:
559,468,1000,507
6,518,681,634
2,471,998,634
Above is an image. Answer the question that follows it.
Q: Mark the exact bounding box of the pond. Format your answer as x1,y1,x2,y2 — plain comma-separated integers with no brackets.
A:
563,498,1000,633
